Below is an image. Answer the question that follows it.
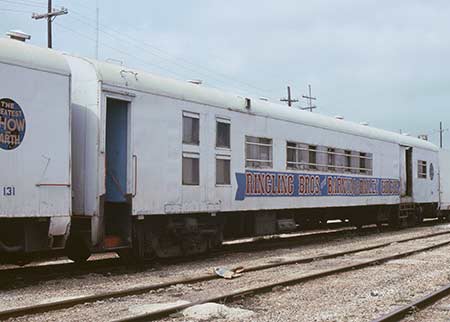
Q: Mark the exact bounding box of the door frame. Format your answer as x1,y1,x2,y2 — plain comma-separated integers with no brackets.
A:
99,88,135,247
400,145,413,199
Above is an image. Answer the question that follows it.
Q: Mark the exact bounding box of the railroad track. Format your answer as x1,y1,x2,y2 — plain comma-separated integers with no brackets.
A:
372,283,450,322
0,224,380,288
1,218,442,286
1,229,449,321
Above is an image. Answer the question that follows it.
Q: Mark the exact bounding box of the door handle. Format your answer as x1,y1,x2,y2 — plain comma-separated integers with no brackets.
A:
133,154,137,197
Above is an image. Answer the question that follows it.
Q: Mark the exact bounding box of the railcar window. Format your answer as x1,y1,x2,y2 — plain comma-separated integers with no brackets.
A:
418,160,427,179
344,150,352,173
182,112,199,145
327,148,336,171
286,142,308,170
245,136,273,168
216,119,230,149
286,142,373,175
359,152,373,175
182,153,200,185
309,146,317,170
216,155,231,185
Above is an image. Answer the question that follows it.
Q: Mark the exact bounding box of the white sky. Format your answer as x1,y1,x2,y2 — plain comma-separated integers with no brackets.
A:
1,0,449,146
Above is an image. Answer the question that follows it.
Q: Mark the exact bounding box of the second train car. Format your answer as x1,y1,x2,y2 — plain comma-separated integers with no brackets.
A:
0,36,444,263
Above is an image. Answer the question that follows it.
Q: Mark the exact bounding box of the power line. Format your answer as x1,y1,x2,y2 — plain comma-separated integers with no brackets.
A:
55,21,267,98
63,13,267,97
0,0,45,8
4,0,277,98
0,8,29,13
61,6,274,98
54,21,185,79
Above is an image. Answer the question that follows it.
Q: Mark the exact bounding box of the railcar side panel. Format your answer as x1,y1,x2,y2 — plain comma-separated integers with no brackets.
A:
126,91,404,216
0,39,72,259
0,62,71,219
411,147,439,203
439,150,450,211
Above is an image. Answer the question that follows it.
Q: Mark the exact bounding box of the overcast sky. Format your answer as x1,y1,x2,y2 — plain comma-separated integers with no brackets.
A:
1,0,449,146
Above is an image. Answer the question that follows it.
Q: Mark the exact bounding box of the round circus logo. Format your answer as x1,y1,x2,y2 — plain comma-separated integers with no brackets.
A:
0,98,26,150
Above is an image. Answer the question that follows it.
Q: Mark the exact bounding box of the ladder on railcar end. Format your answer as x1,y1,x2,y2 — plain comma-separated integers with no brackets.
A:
397,202,418,228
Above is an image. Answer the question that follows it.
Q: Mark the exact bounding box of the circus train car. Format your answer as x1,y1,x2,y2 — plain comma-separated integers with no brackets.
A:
64,48,440,261
0,36,442,264
0,37,72,263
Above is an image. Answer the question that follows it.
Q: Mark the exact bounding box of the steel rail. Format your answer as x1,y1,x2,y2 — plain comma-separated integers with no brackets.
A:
1,219,440,283
0,223,367,286
113,238,450,322
0,230,449,320
372,284,450,322
0,257,121,287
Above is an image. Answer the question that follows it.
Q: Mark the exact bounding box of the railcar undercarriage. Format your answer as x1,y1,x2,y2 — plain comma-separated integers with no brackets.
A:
107,202,442,262
0,218,56,265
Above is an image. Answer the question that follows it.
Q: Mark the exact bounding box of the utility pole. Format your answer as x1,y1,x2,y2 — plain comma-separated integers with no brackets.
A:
300,84,317,112
280,86,299,107
32,0,68,48
438,121,449,149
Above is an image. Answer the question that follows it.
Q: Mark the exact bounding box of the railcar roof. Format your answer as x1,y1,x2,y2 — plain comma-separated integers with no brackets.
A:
0,38,70,76
87,58,437,152
0,38,436,151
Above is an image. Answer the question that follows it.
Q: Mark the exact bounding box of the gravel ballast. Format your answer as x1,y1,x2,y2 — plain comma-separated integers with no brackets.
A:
5,226,450,321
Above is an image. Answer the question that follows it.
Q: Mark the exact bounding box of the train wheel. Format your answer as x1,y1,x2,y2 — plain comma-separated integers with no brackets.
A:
65,235,91,263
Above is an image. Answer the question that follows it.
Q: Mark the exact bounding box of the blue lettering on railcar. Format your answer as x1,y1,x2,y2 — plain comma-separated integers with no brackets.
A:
0,98,26,150
235,170,400,201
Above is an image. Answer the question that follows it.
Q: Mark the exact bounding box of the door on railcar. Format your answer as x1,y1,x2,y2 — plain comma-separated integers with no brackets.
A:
400,146,413,198
103,97,132,249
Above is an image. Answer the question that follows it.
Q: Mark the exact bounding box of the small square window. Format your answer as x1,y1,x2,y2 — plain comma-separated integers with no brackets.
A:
183,112,199,145
216,121,230,148
418,160,427,179
182,155,199,185
216,158,230,185
245,136,272,168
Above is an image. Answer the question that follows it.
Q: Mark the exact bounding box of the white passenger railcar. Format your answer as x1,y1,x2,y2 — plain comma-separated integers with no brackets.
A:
64,48,440,260
0,38,71,263
0,37,442,263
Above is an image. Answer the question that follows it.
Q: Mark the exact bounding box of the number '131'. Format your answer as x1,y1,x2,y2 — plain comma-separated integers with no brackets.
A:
3,187,15,196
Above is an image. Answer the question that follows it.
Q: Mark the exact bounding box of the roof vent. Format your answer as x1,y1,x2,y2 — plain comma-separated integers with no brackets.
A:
187,79,203,85
6,30,31,42
106,58,124,65
245,98,251,109
259,97,269,101
418,134,428,141
335,115,344,120
360,121,369,126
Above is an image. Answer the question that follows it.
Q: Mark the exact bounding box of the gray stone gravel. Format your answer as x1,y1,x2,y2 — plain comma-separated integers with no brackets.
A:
6,226,450,322
401,291,450,321
1,224,448,313
227,245,450,322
